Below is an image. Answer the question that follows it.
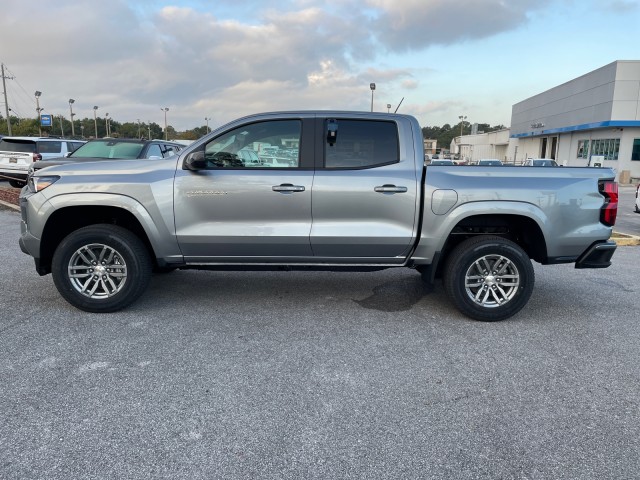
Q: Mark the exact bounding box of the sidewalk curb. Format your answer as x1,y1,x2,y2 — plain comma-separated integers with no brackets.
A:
612,232,640,246
0,199,20,212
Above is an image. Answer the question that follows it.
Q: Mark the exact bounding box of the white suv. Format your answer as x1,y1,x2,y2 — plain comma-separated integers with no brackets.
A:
0,137,85,188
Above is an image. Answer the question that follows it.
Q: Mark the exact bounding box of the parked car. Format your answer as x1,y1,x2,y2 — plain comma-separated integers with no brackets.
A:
0,137,85,188
477,158,503,166
28,138,184,177
522,158,559,167
429,159,455,166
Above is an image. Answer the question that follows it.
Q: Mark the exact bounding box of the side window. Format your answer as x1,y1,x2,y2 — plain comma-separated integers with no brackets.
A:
324,120,399,169
204,120,301,168
146,144,163,158
162,144,180,158
67,142,82,153
37,141,62,154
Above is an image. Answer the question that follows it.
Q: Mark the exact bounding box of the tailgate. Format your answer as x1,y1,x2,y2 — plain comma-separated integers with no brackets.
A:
0,151,34,172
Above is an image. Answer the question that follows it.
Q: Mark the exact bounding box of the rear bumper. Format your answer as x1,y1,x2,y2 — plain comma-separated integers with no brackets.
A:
575,241,617,269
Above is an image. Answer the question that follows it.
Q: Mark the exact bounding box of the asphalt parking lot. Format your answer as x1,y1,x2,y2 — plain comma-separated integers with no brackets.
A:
1,206,639,479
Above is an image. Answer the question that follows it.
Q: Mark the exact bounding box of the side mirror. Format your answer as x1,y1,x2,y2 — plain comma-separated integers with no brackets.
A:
182,150,207,170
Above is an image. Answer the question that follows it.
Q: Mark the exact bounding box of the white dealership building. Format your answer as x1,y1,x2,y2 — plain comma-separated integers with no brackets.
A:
454,60,640,183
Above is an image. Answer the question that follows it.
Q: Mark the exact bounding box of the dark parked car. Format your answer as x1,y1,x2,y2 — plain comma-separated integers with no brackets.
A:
429,159,456,166
522,158,559,167
28,138,184,175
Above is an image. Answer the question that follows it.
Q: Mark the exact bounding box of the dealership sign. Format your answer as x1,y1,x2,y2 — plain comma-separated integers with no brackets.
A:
40,114,52,127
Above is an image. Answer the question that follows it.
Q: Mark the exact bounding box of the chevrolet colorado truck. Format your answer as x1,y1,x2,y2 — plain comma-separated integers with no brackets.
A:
18,111,618,321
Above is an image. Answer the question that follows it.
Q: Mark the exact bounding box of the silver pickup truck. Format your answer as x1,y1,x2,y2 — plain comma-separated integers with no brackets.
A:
18,111,618,321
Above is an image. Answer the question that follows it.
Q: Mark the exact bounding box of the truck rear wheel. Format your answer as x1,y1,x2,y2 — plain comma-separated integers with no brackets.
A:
443,236,534,321
52,225,152,312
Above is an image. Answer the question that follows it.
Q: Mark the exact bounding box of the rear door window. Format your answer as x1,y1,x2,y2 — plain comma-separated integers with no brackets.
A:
37,141,62,154
324,120,399,169
146,144,163,158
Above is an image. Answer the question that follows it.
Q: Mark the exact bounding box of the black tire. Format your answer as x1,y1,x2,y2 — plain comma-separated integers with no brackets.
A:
9,180,26,188
443,236,534,322
52,224,152,313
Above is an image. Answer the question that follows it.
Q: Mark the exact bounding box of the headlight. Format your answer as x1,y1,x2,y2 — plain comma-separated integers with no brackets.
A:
28,175,60,193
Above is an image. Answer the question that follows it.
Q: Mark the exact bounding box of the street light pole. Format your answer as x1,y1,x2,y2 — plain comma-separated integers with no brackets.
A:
137,119,141,138
105,113,109,137
458,115,467,160
458,115,467,138
205,117,210,133
59,115,65,138
161,107,169,140
369,83,376,112
147,121,151,140
35,91,42,136
68,99,75,137
93,106,98,138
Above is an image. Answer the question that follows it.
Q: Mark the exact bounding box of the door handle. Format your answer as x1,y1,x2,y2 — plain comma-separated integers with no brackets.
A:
374,184,408,193
272,184,305,193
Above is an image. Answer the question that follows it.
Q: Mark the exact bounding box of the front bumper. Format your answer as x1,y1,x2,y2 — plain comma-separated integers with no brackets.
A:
575,241,617,269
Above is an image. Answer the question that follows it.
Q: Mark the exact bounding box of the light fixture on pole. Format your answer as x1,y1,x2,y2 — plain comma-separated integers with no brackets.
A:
387,104,391,113
369,83,376,112
205,117,210,133
68,99,75,137
93,106,98,138
458,115,467,138
161,107,169,140
35,91,42,135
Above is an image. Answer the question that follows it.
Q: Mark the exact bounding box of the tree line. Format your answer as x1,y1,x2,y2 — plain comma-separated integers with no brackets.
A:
0,114,209,140
422,120,506,151
2,114,505,144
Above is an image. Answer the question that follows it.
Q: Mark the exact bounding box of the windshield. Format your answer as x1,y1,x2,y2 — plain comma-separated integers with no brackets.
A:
70,140,144,159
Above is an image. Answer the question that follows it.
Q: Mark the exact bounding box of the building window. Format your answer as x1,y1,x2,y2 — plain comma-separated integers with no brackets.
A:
588,138,620,161
577,140,589,159
632,139,640,161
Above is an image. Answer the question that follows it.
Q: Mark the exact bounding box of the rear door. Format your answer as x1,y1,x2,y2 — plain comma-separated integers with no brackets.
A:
174,116,315,261
310,117,420,263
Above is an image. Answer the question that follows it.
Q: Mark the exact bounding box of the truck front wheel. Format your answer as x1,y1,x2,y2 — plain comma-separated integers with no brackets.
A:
443,236,534,321
51,225,152,313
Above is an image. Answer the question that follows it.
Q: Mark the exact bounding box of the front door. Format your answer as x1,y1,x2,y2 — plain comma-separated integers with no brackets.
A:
174,117,315,262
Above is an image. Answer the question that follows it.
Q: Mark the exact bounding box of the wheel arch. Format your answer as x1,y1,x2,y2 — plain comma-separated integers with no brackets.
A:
414,202,549,282
38,205,156,275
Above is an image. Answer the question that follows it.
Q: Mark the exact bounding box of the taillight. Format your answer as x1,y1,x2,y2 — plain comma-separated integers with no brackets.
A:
32,153,42,162
599,180,618,227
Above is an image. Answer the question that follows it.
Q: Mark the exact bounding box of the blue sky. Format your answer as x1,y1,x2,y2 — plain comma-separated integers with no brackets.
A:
1,0,638,131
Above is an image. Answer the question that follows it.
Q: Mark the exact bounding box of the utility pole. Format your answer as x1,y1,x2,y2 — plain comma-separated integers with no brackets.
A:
68,99,75,137
1,63,14,135
35,91,42,136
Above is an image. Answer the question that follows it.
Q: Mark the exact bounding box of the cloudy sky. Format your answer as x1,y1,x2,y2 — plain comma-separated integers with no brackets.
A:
1,0,638,131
